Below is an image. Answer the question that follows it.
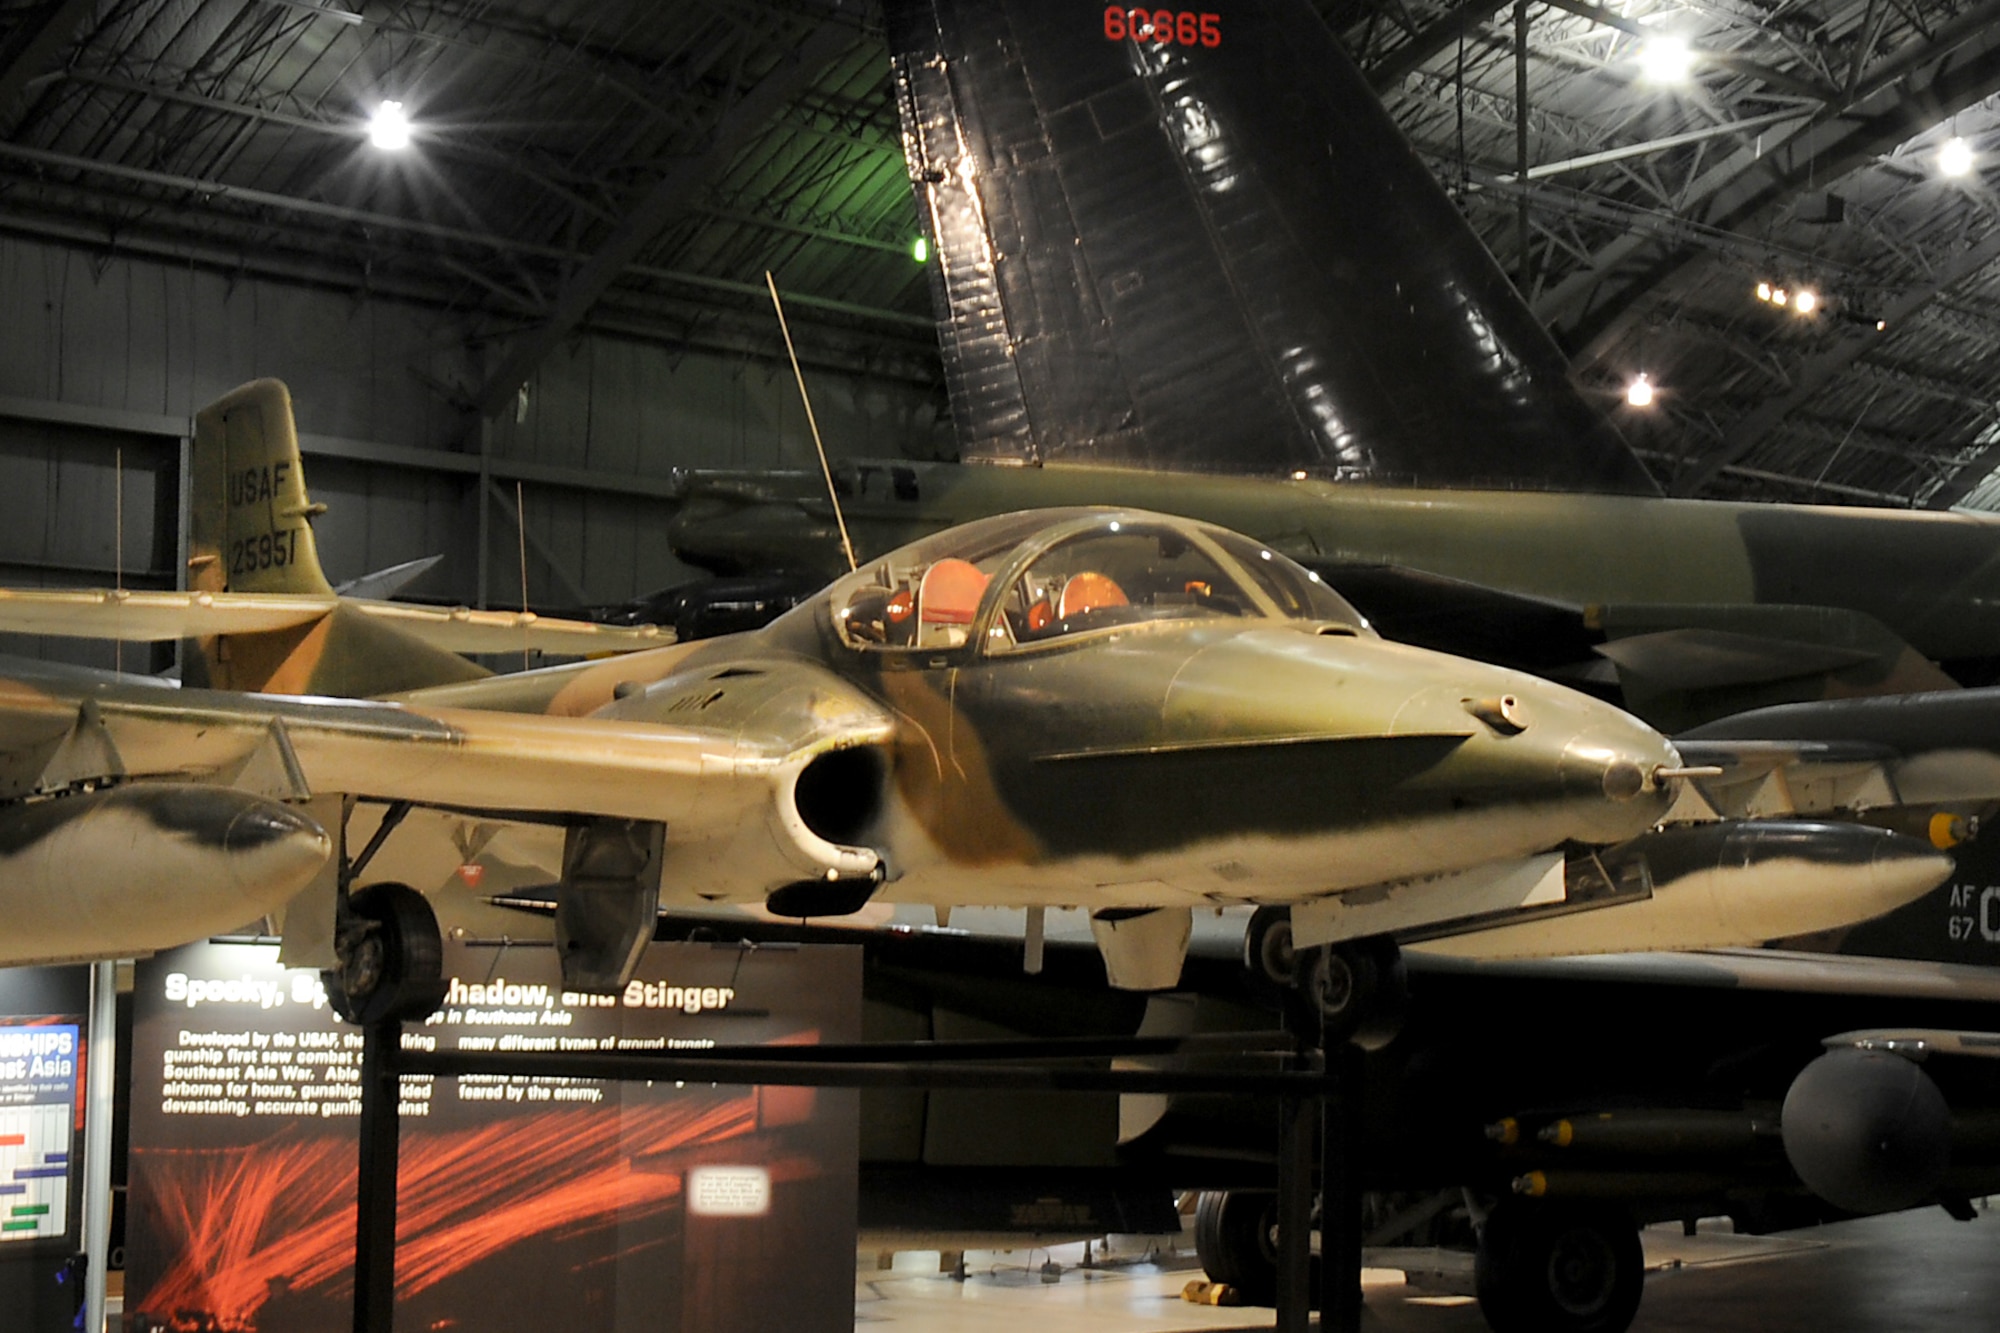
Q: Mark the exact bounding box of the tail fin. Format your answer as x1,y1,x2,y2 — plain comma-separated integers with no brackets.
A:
188,379,336,598
182,380,486,695
885,0,1658,493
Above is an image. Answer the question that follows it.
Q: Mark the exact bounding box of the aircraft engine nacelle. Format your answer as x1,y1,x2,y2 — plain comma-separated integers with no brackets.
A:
765,744,891,918
1780,1047,1950,1215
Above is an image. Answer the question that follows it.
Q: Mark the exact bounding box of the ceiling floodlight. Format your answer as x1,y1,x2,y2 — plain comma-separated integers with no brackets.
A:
1626,373,1655,408
1637,36,1696,85
1940,136,1976,178
910,235,930,263
368,100,412,151
1755,281,1773,302
1793,289,1817,314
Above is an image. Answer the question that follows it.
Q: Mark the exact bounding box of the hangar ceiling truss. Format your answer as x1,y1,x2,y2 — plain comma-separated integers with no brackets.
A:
6,0,2000,506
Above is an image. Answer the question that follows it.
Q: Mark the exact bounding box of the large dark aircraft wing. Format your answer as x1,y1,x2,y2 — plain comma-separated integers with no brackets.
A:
1295,554,1953,722
885,0,1657,492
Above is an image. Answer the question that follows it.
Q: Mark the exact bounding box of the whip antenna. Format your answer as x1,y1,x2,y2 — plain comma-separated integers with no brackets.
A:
765,270,857,573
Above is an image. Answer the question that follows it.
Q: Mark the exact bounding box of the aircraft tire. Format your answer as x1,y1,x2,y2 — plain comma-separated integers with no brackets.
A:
1243,906,1297,998
1192,1189,1292,1308
1474,1200,1643,1333
323,883,447,1027
1292,936,1408,1050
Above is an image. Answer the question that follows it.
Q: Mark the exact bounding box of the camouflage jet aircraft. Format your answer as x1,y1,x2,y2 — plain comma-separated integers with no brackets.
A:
0,383,1958,1034
656,0,2000,734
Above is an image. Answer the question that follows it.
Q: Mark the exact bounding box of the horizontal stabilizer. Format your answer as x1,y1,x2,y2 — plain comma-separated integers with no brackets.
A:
0,587,671,655
1595,629,1880,691
334,554,445,601
1589,601,1957,728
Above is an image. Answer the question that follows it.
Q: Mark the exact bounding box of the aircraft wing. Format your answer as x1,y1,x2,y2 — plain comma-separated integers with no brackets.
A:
0,587,672,654
0,655,889,896
1301,562,1954,722
1405,946,2000,1004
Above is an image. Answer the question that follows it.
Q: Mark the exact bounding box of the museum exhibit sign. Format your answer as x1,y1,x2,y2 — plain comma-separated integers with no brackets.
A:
125,939,859,1333
0,964,90,1333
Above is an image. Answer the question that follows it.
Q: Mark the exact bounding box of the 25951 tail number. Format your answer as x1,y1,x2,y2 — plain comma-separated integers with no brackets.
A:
230,529,298,575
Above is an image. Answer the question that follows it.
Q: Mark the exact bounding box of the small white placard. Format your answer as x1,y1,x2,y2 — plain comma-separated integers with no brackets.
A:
687,1165,771,1217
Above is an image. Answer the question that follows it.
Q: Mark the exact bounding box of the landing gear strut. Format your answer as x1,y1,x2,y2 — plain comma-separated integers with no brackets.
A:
320,801,447,1026
1474,1200,1644,1333
1244,908,1408,1049
323,882,447,1026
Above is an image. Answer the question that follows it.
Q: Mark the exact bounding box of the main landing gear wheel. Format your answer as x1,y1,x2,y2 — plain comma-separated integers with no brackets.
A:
1291,935,1408,1050
1474,1201,1644,1333
1192,1189,1304,1309
322,882,447,1026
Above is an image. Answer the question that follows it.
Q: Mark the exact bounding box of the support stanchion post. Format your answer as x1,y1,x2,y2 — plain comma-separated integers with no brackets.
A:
353,1021,402,1333
79,960,117,1333
1275,1057,1317,1333
1319,1041,1364,1333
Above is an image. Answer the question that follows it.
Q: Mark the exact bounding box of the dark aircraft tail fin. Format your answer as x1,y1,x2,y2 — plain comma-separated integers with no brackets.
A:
885,0,1658,493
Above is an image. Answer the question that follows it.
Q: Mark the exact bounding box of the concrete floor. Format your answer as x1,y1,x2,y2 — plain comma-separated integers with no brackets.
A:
855,1206,2000,1331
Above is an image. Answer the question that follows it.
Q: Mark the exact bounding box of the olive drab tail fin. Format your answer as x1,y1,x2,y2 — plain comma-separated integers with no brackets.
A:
180,380,487,695
188,379,337,599
883,0,1659,493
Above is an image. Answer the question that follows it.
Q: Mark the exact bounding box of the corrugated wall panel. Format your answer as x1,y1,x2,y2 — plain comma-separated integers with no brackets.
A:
1,235,939,626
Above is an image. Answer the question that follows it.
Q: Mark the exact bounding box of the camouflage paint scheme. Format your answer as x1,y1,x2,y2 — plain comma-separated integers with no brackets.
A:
0,512,1688,982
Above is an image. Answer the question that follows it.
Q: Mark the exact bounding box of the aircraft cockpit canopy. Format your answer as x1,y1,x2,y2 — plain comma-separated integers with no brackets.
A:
830,509,1370,653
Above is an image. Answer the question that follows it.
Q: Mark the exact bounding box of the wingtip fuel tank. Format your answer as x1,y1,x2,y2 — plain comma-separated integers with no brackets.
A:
1415,820,1954,960
0,785,330,966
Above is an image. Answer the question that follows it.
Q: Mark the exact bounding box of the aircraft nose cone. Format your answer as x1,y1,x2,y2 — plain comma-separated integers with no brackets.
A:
1559,710,1679,838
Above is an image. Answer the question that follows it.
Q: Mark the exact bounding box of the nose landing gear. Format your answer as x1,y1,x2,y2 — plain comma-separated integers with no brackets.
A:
1244,906,1408,1049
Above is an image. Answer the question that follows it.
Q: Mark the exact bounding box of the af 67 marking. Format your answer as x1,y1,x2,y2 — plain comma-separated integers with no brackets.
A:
1945,883,2000,942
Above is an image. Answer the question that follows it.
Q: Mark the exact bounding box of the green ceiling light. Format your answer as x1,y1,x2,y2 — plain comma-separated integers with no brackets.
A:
910,235,930,263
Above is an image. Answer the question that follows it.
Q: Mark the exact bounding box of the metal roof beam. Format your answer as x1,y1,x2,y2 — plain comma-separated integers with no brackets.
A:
0,140,929,331
1366,0,1513,90
1496,108,1813,181
470,11,860,421
1534,0,1839,101
1542,0,2000,354
1671,224,2000,494
0,0,98,132
58,69,617,223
